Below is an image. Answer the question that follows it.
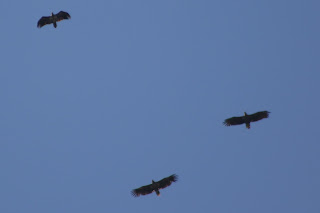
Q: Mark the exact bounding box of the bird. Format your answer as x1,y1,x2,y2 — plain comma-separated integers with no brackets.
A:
131,174,178,197
37,11,71,28
223,111,270,129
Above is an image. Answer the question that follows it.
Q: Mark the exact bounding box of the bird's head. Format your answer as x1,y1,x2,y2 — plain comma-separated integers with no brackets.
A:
51,12,54,16
152,180,155,184
244,112,248,116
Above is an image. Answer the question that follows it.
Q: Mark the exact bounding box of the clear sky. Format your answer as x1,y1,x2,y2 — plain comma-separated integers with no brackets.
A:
1,0,319,212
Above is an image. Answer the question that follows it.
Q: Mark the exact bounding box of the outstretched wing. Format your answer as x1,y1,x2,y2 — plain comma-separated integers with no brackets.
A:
223,116,245,126
131,184,155,197
56,11,71,22
157,174,178,190
249,111,270,122
37,16,53,28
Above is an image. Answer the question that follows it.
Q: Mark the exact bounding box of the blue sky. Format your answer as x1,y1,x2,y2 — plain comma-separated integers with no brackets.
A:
1,0,319,212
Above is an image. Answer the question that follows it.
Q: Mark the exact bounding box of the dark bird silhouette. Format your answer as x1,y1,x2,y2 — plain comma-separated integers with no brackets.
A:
37,11,71,28
223,111,270,129
131,174,178,197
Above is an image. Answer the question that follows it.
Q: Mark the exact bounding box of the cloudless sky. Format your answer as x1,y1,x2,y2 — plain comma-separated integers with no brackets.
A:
1,0,319,212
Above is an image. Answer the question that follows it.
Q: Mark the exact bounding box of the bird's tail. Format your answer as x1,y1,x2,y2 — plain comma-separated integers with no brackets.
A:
54,22,57,28
246,123,250,129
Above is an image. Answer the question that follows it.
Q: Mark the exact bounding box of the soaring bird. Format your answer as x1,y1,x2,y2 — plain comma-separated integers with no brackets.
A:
37,11,71,28
131,174,178,197
223,111,270,129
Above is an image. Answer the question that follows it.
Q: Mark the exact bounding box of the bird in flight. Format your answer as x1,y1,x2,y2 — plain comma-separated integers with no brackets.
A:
223,111,270,129
131,174,178,197
37,11,71,28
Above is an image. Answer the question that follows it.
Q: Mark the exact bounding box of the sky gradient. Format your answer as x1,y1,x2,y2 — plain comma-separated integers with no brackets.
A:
1,0,320,213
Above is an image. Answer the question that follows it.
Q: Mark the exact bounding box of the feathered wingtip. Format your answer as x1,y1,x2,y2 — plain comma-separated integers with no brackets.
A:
265,111,271,117
131,190,139,197
223,121,231,126
171,174,178,182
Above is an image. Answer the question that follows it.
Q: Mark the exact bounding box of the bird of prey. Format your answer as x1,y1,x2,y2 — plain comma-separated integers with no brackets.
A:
37,11,71,28
223,111,270,129
131,174,178,197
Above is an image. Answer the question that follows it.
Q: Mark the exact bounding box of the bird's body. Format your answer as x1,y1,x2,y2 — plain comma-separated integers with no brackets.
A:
131,174,178,197
37,11,71,28
223,111,270,129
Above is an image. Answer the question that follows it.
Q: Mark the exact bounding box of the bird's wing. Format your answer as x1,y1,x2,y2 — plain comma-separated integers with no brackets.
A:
249,111,270,122
37,16,53,28
158,174,178,189
56,11,71,22
131,184,154,197
223,116,245,126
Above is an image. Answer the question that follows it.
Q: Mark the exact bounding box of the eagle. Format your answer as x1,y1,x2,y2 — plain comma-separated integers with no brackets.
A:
223,111,270,129
131,174,178,197
37,11,71,28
